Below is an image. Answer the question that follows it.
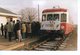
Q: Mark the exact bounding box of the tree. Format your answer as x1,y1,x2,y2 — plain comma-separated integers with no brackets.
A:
19,8,38,23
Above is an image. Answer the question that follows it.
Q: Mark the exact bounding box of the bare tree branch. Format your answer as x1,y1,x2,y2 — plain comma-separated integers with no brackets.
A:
19,8,38,23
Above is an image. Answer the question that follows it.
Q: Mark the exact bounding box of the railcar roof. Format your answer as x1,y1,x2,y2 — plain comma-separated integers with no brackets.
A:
42,8,67,13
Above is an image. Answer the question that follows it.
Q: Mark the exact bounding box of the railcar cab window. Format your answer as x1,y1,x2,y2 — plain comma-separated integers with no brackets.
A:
61,13,67,22
47,14,59,21
54,14,59,21
47,14,53,20
42,15,46,21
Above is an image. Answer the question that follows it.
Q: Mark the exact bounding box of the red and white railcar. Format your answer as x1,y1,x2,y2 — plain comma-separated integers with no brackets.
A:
41,8,74,35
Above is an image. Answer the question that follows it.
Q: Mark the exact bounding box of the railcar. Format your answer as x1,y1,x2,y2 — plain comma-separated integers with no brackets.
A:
40,7,74,39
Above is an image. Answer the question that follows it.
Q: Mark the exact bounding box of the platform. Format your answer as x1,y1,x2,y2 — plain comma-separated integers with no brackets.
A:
0,36,39,50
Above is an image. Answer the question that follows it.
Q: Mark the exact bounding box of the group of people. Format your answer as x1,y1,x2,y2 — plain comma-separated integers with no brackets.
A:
0,19,27,42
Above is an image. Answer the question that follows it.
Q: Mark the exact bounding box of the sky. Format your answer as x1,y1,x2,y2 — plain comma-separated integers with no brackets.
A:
0,0,77,24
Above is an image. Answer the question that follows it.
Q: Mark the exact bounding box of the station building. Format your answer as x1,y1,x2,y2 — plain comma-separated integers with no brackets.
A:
0,7,20,27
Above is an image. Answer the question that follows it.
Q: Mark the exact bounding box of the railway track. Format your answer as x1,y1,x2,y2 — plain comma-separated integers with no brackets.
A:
32,37,64,51
31,32,73,51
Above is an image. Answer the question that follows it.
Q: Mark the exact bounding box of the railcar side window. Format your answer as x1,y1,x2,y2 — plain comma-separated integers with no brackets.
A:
61,13,67,22
42,15,46,21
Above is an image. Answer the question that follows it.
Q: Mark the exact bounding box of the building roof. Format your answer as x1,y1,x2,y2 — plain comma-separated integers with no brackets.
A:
0,7,20,18
0,7,16,15
42,8,67,13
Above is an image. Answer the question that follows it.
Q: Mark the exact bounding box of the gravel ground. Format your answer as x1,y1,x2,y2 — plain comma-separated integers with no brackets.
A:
58,26,77,51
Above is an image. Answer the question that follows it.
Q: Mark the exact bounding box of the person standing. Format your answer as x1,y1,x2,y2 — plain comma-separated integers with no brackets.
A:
13,21,18,40
7,19,13,42
1,23,4,36
16,20,22,42
13,21,16,39
4,22,8,39
22,22,26,39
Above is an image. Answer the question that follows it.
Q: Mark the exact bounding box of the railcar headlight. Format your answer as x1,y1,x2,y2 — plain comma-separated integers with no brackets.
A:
61,26,64,29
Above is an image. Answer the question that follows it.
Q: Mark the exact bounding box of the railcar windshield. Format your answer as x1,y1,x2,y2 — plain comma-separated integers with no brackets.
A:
47,14,59,21
42,14,46,21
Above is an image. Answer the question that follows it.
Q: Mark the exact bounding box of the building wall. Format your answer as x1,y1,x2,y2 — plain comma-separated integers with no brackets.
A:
0,16,7,27
13,18,18,23
7,17,18,23
0,16,17,27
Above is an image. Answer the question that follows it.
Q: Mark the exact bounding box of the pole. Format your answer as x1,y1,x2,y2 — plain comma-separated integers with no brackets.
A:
38,4,40,22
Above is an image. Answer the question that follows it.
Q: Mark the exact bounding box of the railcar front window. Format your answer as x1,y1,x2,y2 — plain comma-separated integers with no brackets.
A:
54,14,59,20
47,14,59,21
47,14,53,20
42,15,46,21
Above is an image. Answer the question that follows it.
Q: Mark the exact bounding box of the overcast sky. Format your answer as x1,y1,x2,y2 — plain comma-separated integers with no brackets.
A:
0,0,77,24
